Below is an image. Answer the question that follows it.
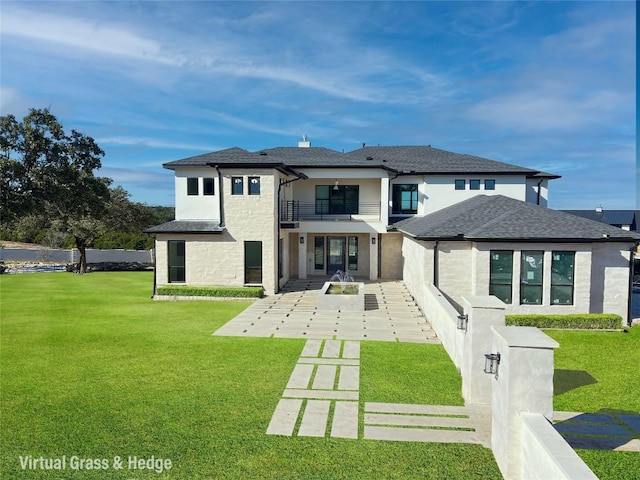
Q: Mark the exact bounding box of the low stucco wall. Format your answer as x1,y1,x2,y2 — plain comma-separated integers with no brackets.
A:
521,413,597,480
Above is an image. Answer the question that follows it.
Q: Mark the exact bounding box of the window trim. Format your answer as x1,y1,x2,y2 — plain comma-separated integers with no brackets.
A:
187,177,199,196
391,184,418,214
551,251,575,305
203,178,215,196
168,240,186,283
520,250,544,305
248,176,260,195
454,179,465,190
232,177,244,195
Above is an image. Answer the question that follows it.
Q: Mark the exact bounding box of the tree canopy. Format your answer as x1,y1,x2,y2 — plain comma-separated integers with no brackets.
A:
0,108,173,272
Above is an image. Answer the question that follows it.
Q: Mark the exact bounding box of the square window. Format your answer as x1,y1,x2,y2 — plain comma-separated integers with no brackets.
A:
455,179,465,190
203,178,215,195
392,184,418,214
187,178,198,195
470,179,481,190
484,179,496,190
232,177,244,195
248,177,260,195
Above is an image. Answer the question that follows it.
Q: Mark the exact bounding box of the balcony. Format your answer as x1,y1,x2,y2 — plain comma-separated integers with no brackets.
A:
280,200,381,222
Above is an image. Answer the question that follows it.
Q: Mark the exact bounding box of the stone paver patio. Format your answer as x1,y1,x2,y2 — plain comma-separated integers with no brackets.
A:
213,278,438,343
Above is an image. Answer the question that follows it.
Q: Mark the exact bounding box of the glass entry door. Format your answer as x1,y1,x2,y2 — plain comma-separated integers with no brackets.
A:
327,236,346,275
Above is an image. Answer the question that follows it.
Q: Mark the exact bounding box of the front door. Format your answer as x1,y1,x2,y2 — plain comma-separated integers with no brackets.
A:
327,236,346,275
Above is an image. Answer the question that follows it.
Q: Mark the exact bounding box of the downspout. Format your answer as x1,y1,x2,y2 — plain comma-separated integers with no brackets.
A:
214,165,225,228
536,178,544,205
434,240,439,287
151,244,157,298
627,242,639,327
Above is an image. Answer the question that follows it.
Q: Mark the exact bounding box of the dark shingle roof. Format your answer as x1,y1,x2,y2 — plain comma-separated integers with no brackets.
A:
561,210,638,229
395,195,640,242
162,145,559,178
145,220,225,234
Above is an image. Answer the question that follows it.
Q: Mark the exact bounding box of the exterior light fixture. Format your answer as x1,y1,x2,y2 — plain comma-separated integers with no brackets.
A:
371,237,376,245
333,180,340,191
457,314,468,331
300,237,305,244
484,353,501,378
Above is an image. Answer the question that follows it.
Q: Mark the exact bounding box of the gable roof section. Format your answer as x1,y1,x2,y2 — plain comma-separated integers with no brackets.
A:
395,195,640,242
162,145,559,178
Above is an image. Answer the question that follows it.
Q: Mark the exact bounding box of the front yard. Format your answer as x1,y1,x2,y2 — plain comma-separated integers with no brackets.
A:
0,272,499,479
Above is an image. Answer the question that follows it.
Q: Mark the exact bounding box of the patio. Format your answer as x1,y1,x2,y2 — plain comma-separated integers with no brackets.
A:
213,278,439,343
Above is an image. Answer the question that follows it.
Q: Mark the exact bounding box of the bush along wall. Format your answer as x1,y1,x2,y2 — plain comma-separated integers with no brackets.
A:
505,314,623,330
156,285,264,298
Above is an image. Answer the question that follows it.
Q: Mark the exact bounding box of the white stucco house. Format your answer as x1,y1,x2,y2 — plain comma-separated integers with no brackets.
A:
147,141,640,324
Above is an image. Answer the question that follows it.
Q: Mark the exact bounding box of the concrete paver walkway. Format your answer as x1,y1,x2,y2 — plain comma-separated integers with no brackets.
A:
214,278,438,343
554,411,640,452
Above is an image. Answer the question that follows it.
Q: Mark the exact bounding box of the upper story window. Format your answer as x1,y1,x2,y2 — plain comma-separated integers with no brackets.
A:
520,251,544,305
392,184,418,214
203,178,215,195
454,179,465,190
315,185,359,214
484,179,496,190
232,177,243,195
248,177,260,195
187,178,199,196
470,179,481,190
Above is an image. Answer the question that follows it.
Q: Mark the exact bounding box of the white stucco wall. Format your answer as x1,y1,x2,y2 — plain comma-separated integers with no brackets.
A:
424,175,527,214
525,178,549,207
174,167,220,220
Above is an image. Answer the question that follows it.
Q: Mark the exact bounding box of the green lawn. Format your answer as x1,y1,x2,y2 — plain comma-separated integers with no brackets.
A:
0,272,500,479
548,328,640,480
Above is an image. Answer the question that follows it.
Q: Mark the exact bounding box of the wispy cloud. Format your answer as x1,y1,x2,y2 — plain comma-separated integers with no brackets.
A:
98,136,220,152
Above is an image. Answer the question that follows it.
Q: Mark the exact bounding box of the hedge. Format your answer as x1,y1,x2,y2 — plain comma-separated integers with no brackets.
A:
156,285,264,298
505,313,623,329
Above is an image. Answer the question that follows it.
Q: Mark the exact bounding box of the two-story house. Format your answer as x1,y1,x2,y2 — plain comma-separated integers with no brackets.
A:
147,141,640,324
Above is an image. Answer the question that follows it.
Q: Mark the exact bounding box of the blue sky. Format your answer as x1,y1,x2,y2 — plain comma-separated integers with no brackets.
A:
1,1,635,209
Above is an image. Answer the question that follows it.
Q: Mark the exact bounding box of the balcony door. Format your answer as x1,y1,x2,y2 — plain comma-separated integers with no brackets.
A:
327,236,346,275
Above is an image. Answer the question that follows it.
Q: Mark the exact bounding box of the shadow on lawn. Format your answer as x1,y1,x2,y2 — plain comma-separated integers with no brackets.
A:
554,369,597,395
554,409,640,452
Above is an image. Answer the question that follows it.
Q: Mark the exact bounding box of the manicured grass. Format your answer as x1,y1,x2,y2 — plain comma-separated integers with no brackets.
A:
549,328,640,479
1,272,500,479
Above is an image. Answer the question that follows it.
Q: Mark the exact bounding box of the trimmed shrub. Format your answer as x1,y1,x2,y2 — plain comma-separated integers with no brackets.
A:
505,313,623,329
156,285,264,298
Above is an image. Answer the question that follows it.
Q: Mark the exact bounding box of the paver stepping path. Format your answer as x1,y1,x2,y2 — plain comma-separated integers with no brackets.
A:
266,339,490,446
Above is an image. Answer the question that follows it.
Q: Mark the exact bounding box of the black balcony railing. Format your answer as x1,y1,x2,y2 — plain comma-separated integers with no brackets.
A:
280,201,381,221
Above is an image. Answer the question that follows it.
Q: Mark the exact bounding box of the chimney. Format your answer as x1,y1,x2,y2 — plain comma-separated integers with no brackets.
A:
595,205,604,214
298,135,310,148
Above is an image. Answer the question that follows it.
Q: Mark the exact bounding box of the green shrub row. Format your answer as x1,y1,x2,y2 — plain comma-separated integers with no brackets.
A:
156,285,264,298
505,313,623,329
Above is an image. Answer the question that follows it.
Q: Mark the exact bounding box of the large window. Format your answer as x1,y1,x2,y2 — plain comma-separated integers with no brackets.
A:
392,184,418,214
551,252,575,305
315,185,359,214
348,236,358,270
232,177,244,195
314,236,324,270
520,251,544,305
248,177,260,195
244,241,262,284
489,250,513,304
168,241,185,283
203,178,215,195
187,178,199,196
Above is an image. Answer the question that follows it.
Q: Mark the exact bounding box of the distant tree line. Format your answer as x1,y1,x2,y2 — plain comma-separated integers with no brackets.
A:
0,108,173,272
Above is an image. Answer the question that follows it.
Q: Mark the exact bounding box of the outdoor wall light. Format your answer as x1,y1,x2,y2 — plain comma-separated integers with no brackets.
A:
300,237,304,244
484,353,501,378
457,314,468,331
333,180,340,191
371,237,376,245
